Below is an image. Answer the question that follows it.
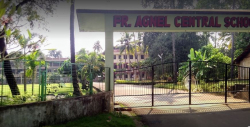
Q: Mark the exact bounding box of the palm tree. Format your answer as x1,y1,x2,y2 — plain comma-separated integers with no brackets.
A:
48,50,62,58
70,0,82,96
25,51,45,95
76,50,105,90
218,32,236,78
132,32,147,80
93,41,103,53
118,33,135,80
76,48,89,89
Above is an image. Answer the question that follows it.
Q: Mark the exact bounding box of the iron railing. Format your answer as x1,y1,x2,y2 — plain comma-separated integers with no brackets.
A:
0,60,108,106
114,61,250,108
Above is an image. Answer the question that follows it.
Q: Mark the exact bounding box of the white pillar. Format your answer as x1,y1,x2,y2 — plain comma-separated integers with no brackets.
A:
105,16,114,91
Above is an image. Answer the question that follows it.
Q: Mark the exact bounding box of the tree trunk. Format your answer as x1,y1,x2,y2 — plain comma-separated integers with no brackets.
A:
128,45,131,80
0,30,20,96
230,32,235,79
133,32,142,81
124,48,127,80
23,49,27,92
230,0,235,79
70,0,82,96
172,33,177,85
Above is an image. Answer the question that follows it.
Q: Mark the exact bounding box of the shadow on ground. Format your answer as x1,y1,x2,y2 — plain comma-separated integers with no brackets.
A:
132,103,250,127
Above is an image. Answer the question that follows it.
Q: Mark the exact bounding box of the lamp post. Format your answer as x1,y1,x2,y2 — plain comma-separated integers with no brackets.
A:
158,53,163,77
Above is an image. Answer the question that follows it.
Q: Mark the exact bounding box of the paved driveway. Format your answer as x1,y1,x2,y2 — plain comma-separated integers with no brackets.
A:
94,82,250,127
113,84,247,107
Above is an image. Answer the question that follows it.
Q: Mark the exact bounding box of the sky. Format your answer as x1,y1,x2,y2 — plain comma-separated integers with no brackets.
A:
19,0,148,58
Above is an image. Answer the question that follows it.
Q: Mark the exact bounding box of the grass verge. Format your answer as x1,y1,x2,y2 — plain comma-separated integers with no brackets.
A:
47,113,136,127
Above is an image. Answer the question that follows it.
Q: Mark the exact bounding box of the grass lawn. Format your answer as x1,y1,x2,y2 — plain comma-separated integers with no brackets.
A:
47,113,136,127
0,83,90,97
155,80,249,93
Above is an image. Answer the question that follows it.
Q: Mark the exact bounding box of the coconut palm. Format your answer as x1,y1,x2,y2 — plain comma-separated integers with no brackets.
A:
76,50,105,90
131,32,148,80
119,33,134,70
48,50,62,58
218,32,236,78
70,0,82,96
93,41,103,53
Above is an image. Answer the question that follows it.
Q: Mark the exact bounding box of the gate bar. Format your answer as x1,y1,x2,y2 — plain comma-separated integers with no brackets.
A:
225,64,228,103
249,68,250,103
189,61,191,105
152,66,154,106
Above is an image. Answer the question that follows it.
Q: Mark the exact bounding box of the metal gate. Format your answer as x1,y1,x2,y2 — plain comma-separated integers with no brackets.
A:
114,61,250,108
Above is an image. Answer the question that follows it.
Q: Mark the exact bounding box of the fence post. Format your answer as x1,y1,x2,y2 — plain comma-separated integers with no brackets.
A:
39,61,41,98
225,64,228,103
89,65,93,95
44,62,47,100
41,71,45,101
248,68,250,103
1,61,3,105
189,61,191,105
151,65,154,106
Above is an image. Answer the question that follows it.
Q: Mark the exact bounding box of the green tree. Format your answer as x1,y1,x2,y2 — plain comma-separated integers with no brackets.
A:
118,32,134,70
58,59,72,75
142,0,195,83
234,33,250,58
25,51,45,95
179,45,231,83
76,49,105,90
93,40,103,53
48,49,62,58
0,0,62,95
131,32,147,80
196,0,250,78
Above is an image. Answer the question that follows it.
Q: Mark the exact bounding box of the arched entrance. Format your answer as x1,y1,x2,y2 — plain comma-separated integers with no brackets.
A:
76,9,250,108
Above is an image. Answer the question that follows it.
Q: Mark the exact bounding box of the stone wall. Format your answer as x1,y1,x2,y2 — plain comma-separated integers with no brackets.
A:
0,91,113,127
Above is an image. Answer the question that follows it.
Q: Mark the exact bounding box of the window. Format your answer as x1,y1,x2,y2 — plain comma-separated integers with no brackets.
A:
114,55,116,59
130,55,133,59
119,55,121,59
124,55,127,59
124,63,128,68
119,64,122,69
130,74,133,78
141,55,144,59
114,64,117,69
125,75,128,78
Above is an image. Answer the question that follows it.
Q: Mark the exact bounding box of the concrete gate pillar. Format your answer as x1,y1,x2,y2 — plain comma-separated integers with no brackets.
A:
105,15,114,92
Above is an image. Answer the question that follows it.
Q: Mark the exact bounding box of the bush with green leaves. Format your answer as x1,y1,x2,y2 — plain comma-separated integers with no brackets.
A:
47,73,61,84
179,45,231,83
1,93,39,106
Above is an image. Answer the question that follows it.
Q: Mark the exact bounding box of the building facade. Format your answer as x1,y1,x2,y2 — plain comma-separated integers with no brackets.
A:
113,49,148,80
234,45,250,79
